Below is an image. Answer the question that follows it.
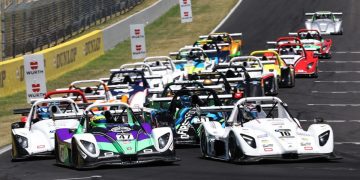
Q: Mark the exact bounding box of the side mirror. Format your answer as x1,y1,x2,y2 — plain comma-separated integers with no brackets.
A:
314,117,324,123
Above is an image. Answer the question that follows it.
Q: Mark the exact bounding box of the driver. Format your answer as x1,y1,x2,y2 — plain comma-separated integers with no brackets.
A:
243,103,266,121
37,107,50,120
90,114,107,128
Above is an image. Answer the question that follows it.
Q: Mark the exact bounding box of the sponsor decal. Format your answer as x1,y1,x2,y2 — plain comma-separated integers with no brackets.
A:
300,142,311,146
264,147,273,152
55,48,77,69
135,29,140,36
30,61,38,70
304,146,313,150
136,44,142,51
37,145,45,149
84,37,101,56
184,11,189,17
127,147,132,151
32,84,41,93
104,152,114,157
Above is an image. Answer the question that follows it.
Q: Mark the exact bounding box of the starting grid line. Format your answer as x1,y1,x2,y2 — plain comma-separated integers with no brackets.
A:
299,120,360,123
307,104,360,107
312,90,360,94
333,51,360,54
319,70,360,73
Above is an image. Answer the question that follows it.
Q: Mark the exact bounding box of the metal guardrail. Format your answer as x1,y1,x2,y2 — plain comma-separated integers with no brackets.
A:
0,0,144,60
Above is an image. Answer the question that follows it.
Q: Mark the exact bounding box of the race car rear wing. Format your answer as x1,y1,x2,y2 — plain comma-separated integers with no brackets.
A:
53,113,83,120
13,108,31,116
288,32,298,36
150,94,233,102
198,33,243,39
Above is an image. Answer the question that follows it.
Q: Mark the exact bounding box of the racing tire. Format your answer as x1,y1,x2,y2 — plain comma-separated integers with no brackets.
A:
71,139,81,169
312,67,319,78
289,71,295,88
200,128,207,157
272,78,279,96
228,133,243,162
55,134,60,164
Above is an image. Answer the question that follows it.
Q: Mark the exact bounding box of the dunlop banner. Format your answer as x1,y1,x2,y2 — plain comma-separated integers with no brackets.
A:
0,30,104,98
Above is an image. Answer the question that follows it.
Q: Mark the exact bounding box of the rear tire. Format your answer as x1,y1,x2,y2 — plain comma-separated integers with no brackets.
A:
71,139,80,169
200,128,207,157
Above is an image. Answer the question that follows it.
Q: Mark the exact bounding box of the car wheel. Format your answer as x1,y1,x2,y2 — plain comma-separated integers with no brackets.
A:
55,134,60,163
313,67,319,78
228,133,242,162
71,139,80,169
290,71,295,87
200,128,207,157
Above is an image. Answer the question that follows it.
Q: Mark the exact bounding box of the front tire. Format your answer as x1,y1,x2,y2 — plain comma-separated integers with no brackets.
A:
228,133,242,162
200,128,207,157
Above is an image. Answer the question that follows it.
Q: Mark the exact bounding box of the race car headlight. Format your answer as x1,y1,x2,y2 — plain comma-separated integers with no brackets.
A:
240,134,256,148
158,133,170,149
15,135,28,148
80,140,96,154
307,62,314,70
318,130,330,146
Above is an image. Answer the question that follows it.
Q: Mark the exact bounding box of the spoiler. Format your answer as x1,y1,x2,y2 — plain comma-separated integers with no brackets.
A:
53,113,83,120
13,108,31,116
150,94,233,102
305,13,314,16
288,32,298,36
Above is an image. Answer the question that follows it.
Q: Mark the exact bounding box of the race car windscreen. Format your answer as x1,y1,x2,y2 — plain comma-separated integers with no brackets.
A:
108,72,147,87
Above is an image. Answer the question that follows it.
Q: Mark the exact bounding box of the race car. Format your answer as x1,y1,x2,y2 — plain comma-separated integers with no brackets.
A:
305,11,343,35
169,47,216,76
11,98,82,161
143,56,184,83
54,102,178,169
150,88,233,145
275,43,319,77
199,96,338,162
289,29,332,58
119,62,181,89
104,70,153,108
250,50,295,88
57,80,114,103
224,56,279,96
266,36,302,48
196,32,243,61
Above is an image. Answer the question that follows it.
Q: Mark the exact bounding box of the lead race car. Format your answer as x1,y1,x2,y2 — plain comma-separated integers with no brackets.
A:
199,96,338,162
54,102,178,169
11,98,82,161
305,11,343,35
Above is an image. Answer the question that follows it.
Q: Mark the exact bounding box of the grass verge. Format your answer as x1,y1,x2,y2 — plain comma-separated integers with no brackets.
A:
0,0,238,147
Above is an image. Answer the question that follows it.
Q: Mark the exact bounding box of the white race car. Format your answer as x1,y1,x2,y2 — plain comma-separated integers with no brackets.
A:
199,96,337,162
305,11,343,35
11,98,82,160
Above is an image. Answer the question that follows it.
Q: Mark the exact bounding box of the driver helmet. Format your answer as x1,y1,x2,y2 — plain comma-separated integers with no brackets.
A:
243,104,258,120
180,95,192,107
203,79,213,85
37,107,50,120
90,114,107,127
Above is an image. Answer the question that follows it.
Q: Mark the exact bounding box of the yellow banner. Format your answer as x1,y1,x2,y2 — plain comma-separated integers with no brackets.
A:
0,30,104,98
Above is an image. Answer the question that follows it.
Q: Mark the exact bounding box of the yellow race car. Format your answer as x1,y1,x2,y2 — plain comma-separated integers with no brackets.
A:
250,50,295,88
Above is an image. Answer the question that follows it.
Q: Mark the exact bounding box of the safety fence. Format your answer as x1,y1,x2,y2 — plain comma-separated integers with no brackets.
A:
1,0,144,60
0,0,178,98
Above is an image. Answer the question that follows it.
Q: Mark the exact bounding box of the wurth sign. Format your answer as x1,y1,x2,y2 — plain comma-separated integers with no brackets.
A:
130,24,146,59
24,54,47,103
179,0,192,23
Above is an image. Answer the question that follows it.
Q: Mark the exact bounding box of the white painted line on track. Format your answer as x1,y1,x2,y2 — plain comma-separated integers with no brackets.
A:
0,145,11,155
312,91,360,94
314,80,360,83
55,176,102,180
211,0,243,33
333,51,360,54
320,61,360,63
307,104,360,107
299,120,360,123
335,142,360,145
319,70,360,73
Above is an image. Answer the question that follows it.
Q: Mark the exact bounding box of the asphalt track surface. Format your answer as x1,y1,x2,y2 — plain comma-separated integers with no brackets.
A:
1,0,360,179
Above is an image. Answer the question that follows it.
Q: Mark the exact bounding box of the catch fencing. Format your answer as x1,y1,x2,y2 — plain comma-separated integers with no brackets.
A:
1,0,144,60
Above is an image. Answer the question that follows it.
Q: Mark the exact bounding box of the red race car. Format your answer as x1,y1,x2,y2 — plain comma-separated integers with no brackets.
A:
275,43,319,77
289,29,332,59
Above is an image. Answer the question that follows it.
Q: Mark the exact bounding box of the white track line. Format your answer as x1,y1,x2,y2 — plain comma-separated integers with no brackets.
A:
333,51,360,54
55,176,102,180
211,0,243,33
320,61,360,63
299,120,360,123
314,80,360,83
319,70,360,73
335,142,360,145
307,104,360,107
0,145,11,155
312,90,360,94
